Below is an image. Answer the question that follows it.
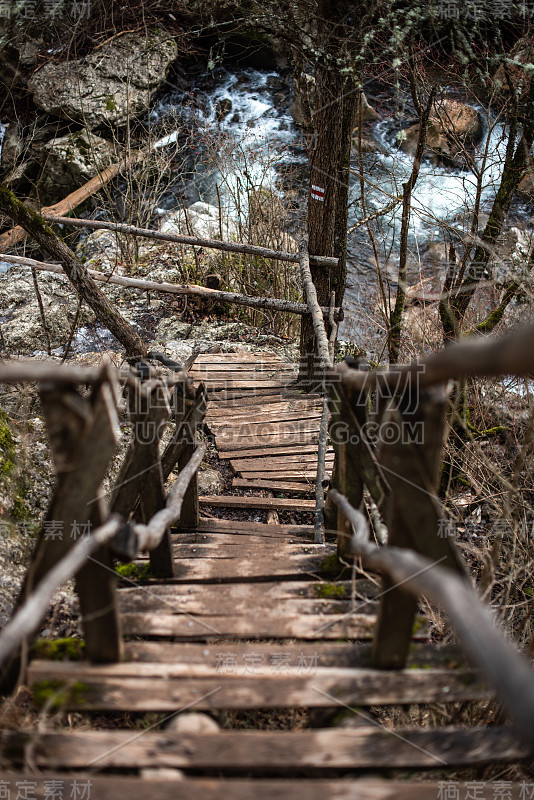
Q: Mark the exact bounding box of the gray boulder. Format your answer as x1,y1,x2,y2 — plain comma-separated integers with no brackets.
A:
0,266,94,354
28,30,178,129
37,128,118,199
197,468,226,496
161,202,240,241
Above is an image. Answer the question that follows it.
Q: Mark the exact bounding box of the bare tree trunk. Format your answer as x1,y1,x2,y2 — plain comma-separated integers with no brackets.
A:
0,184,147,357
299,64,356,379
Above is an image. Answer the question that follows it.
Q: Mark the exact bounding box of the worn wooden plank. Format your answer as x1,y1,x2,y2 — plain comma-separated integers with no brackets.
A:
118,584,373,617
173,533,314,547
232,478,314,493
3,726,525,772
230,457,333,472
211,391,317,408
26,663,489,711
208,402,321,418
190,370,296,381
221,443,323,459
194,353,283,363
207,399,321,417
184,518,314,534
142,553,336,581
215,418,322,434
119,580,376,604
122,640,464,667
0,777,511,800
199,496,316,510
217,433,320,451
171,539,330,556
239,469,331,481
120,597,374,620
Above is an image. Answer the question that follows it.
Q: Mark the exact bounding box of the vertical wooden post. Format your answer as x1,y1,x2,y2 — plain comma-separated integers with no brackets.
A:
6,372,123,681
372,385,466,669
111,379,175,578
176,387,206,530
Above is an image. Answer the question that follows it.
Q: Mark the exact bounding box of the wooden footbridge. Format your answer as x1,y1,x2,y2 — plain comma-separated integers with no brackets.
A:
1,323,534,798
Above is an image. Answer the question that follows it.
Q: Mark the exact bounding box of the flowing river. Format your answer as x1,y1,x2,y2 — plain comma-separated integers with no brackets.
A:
150,64,529,356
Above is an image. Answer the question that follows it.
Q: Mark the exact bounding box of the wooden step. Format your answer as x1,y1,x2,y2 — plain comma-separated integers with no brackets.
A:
3,776,523,800
121,640,463,667
232,478,314,493
198,495,316,510
189,518,314,535
2,726,526,772
27,661,491,712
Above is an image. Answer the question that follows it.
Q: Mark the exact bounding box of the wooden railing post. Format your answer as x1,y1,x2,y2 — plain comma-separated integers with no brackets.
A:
371,384,467,669
110,377,175,577
326,378,390,558
174,386,207,530
0,369,123,692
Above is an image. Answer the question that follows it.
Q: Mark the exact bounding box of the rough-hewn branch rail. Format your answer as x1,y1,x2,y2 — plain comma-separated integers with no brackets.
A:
0,444,207,668
329,490,534,750
0,361,105,385
298,238,332,368
41,214,339,268
0,517,123,666
333,323,534,393
1,253,343,320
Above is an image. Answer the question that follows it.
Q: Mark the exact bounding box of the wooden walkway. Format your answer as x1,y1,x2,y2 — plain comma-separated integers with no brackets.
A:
190,351,333,495
1,351,530,797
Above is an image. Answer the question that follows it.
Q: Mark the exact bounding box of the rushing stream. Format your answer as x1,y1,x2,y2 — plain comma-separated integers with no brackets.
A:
150,65,529,355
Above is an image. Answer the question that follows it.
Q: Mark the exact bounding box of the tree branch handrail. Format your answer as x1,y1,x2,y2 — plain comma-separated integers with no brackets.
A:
332,323,534,393
329,489,534,751
298,238,332,369
0,443,207,669
40,214,339,268
0,253,343,320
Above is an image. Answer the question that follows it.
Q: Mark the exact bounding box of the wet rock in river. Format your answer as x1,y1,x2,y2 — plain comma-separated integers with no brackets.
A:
399,99,482,165
215,98,233,121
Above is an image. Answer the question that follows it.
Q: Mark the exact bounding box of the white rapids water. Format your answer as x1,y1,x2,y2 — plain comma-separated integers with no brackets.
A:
151,70,518,347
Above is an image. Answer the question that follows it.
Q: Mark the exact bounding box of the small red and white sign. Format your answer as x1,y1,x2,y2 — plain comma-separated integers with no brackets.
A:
311,184,325,201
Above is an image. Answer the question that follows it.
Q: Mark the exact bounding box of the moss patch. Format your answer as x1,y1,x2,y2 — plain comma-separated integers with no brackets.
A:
31,679,89,711
115,562,152,581
314,582,348,599
0,410,15,477
32,637,85,661
318,553,347,579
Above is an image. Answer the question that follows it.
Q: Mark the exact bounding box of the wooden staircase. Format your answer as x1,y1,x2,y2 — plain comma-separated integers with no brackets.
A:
1,351,531,797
